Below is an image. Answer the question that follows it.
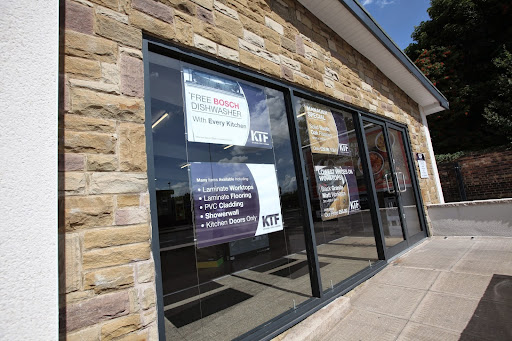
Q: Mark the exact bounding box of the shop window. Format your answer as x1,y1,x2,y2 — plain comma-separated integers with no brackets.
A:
295,98,380,292
147,52,312,340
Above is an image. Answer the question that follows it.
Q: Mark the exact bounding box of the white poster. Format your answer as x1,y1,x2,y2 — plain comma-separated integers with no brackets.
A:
183,68,273,148
416,153,429,178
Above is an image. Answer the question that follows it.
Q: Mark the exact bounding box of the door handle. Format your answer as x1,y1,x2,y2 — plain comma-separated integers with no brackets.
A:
384,173,395,193
397,172,406,193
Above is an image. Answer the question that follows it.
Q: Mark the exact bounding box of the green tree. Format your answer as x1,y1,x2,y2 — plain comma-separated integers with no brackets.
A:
405,0,512,153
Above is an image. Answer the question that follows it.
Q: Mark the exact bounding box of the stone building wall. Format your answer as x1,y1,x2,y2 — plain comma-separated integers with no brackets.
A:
59,0,442,339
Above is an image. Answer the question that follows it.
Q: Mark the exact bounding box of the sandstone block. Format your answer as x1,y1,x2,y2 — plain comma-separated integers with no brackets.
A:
197,6,214,25
239,14,261,35
96,14,142,49
280,55,300,71
213,1,239,19
218,45,239,62
63,131,117,154
59,153,85,171
142,308,157,326
65,290,94,305
89,0,120,10
71,88,145,123
102,62,120,85
67,324,100,341
65,291,130,331
194,34,217,54
84,265,135,293
167,0,196,17
65,56,102,80
281,65,294,82
260,58,280,77
240,49,260,70
119,46,143,59
129,10,176,41
119,122,147,171
132,0,173,23
239,40,279,64
191,0,213,10
89,172,148,194
265,16,284,35
65,0,94,34
62,172,86,195
261,25,280,46
243,29,264,48
324,66,339,81
102,315,142,341
120,54,144,98
296,34,305,56
141,287,156,310
280,36,296,53
83,224,150,249
69,78,120,94
65,31,118,63
65,114,116,134
117,194,140,207
61,233,81,293
96,6,129,24
175,19,193,45
63,195,114,230
302,64,323,81
115,331,148,341
87,154,118,171
214,12,243,38
136,261,155,283
82,243,150,269
115,207,148,225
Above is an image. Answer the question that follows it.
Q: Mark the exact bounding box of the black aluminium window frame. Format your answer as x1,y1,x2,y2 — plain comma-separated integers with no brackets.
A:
142,35,425,341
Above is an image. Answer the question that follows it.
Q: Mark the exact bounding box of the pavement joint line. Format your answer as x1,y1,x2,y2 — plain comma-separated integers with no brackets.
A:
448,239,476,271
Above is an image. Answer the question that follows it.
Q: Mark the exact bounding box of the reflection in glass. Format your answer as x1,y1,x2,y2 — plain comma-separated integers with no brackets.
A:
148,53,312,340
362,121,405,248
296,98,379,292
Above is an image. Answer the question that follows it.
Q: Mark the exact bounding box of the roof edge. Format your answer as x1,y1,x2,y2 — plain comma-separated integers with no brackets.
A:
339,0,449,110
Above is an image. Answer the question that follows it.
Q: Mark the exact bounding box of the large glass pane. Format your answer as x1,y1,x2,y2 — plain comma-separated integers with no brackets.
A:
388,127,423,237
148,52,312,340
296,99,379,292
362,121,405,248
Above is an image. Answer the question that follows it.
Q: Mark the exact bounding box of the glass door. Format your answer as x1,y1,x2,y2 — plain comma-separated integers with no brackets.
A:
386,124,426,245
361,118,427,257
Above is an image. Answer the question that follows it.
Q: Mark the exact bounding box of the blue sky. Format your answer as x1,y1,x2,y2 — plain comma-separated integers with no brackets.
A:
360,0,431,50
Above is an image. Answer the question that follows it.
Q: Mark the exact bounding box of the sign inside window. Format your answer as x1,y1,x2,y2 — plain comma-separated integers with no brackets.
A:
190,162,283,248
314,165,360,220
300,101,350,156
183,68,273,149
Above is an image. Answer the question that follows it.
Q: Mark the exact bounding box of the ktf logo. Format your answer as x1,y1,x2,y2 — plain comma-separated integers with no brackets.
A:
262,213,280,227
251,130,269,144
350,201,360,210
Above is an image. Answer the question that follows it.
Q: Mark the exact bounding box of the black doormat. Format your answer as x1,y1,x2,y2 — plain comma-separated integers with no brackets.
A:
163,281,223,306
270,260,329,279
460,274,512,340
251,258,293,273
164,288,252,328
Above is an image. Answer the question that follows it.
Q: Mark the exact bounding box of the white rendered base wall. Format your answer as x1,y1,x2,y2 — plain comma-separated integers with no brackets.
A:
0,0,59,339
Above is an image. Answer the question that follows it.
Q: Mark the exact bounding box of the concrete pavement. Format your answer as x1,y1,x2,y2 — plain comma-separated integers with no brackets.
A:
279,236,512,341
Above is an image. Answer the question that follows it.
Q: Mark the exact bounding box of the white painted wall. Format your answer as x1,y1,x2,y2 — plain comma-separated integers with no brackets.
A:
0,1,59,339
420,106,445,204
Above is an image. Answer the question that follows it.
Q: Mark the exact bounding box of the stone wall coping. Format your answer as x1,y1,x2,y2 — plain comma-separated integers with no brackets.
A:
428,198,512,208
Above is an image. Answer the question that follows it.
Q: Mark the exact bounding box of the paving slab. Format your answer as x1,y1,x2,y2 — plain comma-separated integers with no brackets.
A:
351,283,426,319
396,321,460,341
321,308,407,341
410,291,479,332
372,265,440,290
430,272,492,298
